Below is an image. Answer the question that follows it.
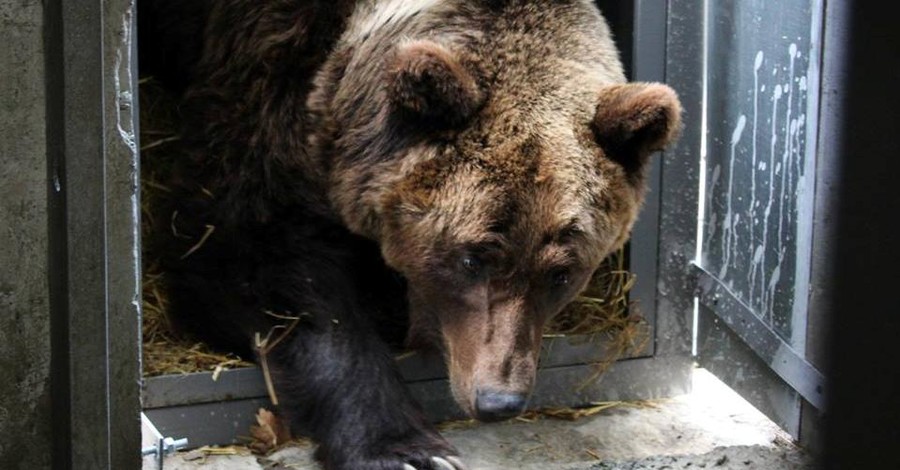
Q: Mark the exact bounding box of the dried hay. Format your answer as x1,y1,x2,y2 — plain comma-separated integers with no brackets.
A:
138,77,646,379
142,264,254,376
437,399,658,432
179,445,252,463
139,77,254,377
550,248,651,387
518,401,625,422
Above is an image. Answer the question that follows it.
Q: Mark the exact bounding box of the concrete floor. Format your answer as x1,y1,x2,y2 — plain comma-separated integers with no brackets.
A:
151,369,813,470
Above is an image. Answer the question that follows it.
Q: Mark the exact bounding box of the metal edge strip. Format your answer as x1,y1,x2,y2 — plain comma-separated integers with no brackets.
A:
692,263,826,410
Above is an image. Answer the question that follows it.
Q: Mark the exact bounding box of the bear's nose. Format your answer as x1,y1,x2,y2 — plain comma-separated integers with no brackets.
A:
474,389,527,422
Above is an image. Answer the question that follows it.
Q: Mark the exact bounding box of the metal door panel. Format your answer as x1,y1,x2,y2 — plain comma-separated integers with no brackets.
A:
693,0,827,440
701,0,821,349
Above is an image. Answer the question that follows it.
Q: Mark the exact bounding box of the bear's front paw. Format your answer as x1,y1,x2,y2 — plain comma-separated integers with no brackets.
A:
321,433,467,470
377,432,467,470
329,454,467,470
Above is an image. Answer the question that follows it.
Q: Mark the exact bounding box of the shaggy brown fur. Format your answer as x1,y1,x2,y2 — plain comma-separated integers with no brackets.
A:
140,1,681,469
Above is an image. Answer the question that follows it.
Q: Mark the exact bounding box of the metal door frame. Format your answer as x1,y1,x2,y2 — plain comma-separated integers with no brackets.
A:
627,0,699,383
45,0,142,468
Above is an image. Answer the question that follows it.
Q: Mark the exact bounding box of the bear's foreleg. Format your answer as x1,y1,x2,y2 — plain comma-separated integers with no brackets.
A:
265,295,465,470
162,209,465,469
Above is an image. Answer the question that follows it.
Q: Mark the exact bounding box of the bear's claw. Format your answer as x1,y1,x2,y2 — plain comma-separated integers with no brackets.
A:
443,456,468,469
402,456,467,470
432,456,463,470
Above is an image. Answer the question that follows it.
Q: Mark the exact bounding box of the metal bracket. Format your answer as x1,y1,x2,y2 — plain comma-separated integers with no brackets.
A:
141,412,188,470
692,263,826,410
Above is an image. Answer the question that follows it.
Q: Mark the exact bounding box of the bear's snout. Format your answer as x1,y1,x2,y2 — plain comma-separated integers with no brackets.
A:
445,342,538,421
474,389,528,422
439,299,543,421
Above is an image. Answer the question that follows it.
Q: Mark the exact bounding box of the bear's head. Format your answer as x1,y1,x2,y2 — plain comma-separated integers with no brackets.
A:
321,0,681,422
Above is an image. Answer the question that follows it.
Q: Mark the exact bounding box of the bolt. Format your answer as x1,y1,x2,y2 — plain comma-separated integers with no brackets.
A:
162,437,189,454
141,437,189,459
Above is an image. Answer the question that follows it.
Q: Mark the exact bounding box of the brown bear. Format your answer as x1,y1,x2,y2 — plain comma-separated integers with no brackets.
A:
138,1,681,469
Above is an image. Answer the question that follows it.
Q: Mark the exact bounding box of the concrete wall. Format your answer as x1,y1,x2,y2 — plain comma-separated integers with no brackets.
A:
0,0,52,468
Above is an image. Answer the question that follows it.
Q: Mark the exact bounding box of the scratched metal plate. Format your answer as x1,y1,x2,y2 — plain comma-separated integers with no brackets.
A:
701,0,821,349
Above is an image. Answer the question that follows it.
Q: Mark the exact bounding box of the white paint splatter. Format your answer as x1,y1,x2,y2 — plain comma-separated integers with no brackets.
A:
707,164,722,241
719,115,746,279
758,83,783,317
778,44,798,258
766,252,784,319
747,51,764,304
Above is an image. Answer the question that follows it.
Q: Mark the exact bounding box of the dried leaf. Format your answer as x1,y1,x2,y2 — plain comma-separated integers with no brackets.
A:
248,408,292,455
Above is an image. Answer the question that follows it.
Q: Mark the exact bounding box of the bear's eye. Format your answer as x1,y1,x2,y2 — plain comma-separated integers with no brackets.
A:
551,269,571,287
461,255,483,276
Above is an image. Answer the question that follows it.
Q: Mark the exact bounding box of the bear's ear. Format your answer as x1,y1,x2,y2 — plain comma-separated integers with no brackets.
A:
592,83,682,177
386,40,484,127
